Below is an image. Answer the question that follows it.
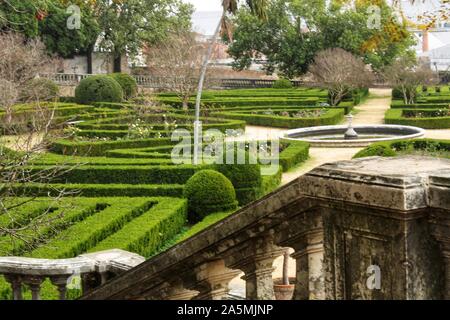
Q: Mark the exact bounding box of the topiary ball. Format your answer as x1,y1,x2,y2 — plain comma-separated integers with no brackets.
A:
75,75,123,104
110,73,138,100
183,170,238,223
273,78,293,89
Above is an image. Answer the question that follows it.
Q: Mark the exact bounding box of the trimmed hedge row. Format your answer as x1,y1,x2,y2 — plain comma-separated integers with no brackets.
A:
390,99,449,109
158,97,322,109
354,139,450,159
210,108,345,129
88,198,187,258
385,109,450,129
50,137,175,156
10,183,185,198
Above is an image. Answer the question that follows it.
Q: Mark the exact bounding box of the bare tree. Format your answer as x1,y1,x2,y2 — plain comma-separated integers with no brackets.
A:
0,32,58,131
383,56,438,104
0,32,74,254
308,48,373,106
146,32,215,111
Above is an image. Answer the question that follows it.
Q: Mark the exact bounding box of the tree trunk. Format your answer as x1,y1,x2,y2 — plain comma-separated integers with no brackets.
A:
113,53,122,73
193,9,226,165
182,96,189,111
87,45,94,74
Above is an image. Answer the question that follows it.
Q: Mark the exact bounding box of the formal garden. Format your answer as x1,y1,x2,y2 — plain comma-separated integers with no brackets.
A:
0,0,449,302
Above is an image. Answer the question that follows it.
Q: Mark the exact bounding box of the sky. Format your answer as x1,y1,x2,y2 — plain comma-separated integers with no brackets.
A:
183,0,222,35
183,0,222,12
183,0,448,35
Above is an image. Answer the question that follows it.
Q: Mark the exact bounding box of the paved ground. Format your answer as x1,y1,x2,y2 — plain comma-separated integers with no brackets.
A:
230,88,450,296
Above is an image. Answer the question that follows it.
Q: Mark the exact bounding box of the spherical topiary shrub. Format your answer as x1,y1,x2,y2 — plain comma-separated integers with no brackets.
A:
353,144,397,159
183,170,238,223
24,78,59,101
75,75,123,104
273,78,293,89
110,73,138,100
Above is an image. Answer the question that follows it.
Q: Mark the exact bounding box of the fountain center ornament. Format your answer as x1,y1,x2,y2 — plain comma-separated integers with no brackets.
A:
344,114,358,140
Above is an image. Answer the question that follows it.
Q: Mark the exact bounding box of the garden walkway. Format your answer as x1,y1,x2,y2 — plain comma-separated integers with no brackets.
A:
240,88,449,186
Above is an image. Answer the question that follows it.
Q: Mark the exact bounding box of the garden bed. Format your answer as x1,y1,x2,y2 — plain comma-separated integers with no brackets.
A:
385,109,450,129
211,108,345,128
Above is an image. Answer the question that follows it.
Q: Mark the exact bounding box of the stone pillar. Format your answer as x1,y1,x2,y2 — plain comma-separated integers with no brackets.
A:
4,274,23,300
296,156,449,300
193,260,241,300
226,236,284,300
23,276,44,300
50,275,70,300
290,230,324,300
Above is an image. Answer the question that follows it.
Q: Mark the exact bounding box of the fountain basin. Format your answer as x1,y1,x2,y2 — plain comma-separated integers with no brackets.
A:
282,124,426,147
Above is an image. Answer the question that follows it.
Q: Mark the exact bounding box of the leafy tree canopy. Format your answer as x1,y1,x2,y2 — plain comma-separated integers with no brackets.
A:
227,0,416,77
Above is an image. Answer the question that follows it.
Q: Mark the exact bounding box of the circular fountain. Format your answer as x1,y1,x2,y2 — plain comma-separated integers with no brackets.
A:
282,114,426,147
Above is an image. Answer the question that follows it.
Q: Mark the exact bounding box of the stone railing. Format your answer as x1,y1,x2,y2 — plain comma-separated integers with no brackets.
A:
0,249,144,300
75,156,450,300
41,73,306,89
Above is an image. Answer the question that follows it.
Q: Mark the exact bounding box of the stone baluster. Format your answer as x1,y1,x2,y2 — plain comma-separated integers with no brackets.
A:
288,229,325,300
226,236,285,300
50,275,70,300
23,276,44,300
4,274,23,300
192,260,241,300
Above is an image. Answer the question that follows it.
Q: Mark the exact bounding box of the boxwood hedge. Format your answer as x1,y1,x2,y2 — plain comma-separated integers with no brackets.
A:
211,108,344,129
385,109,450,129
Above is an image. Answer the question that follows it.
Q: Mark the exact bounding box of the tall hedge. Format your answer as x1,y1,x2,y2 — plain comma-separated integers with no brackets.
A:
75,75,123,104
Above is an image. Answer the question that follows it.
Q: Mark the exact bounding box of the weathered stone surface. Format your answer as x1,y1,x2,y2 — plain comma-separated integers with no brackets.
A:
72,157,450,300
0,249,144,300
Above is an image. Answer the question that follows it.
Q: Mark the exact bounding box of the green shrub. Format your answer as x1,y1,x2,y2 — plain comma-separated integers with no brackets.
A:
385,109,450,129
75,75,123,104
211,108,344,129
353,144,396,158
215,163,261,189
109,73,138,100
354,139,450,159
183,170,238,223
273,78,293,89
215,163,262,205
89,198,187,258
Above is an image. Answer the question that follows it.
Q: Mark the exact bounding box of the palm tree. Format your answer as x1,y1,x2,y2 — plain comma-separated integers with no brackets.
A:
193,0,268,165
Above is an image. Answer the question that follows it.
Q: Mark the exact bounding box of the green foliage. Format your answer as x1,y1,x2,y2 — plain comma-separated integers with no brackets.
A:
211,108,345,129
353,144,396,159
109,73,138,100
183,170,238,223
75,75,123,105
273,78,293,89
88,198,187,258
39,2,100,58
354,139,450,159
215,162,262,205
227,0,414,77
385,109,450,129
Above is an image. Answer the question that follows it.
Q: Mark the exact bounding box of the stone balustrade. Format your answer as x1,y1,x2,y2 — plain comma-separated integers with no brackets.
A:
0,249,144,300
76,156,450,300
1,156,449,300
